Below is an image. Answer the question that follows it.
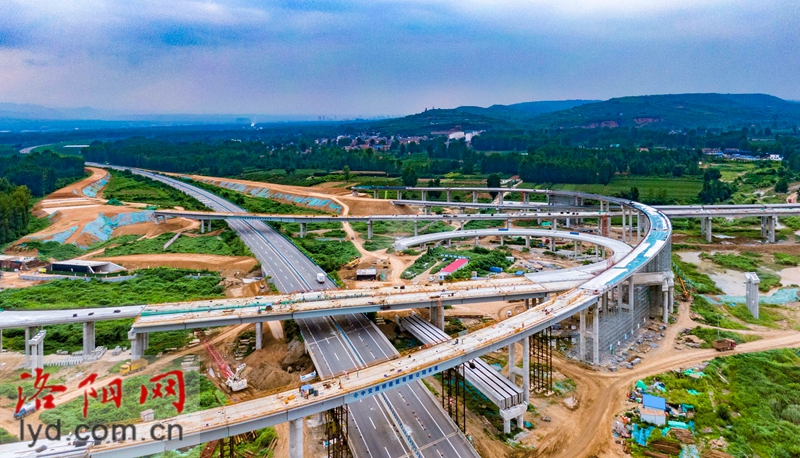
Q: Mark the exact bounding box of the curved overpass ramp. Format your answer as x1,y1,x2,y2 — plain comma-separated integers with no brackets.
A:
80,193,671,457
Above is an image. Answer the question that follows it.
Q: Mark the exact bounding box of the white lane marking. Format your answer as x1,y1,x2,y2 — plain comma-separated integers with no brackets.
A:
369,417,376,429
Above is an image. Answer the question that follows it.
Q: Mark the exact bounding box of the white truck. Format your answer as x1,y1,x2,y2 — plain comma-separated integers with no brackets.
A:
316,273,326,283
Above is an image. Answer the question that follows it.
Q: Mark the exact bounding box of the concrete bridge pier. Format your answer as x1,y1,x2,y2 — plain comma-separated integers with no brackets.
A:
83,321,96,357
421,190,426,201
24,327,30,367
414,220,418,237
499,192,505,204
525,236,530,248
200,219,205,234
129,330,149,360
769,215,776,243
446,190,452,202
580,303,600,364
429,303,445,330
367,221,373,240
255,322,263,350
761,216,767,238
472,191,478,203
397,190,402,200
289,418,303,458
373,190,378,199
636,213,641,243
705,217,713,243
27,330,46,371
745,272,760,319
523,193,529,205
474,236,479,247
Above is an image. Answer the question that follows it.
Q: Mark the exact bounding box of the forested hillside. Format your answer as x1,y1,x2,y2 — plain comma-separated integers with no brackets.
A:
0,178,33,245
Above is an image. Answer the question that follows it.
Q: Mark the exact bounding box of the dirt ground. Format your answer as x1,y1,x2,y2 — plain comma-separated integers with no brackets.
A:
43,167,108,201
92,253,258,277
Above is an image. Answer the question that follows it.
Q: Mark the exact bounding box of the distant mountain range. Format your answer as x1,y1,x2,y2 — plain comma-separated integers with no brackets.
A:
360,93,800,135
3,93,800,135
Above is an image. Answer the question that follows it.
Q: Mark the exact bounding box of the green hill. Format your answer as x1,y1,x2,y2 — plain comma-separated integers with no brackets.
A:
454,100,597,122
530,93,800,130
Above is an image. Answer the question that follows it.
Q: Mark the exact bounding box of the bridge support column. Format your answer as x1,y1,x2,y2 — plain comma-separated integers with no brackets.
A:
706,217,712,243
24,327,30,367
373,190,377,199
769,216,776,243
523,193,529,205
593,304,600,365
289,418,303,458
579,309,586,362
299,223,307,238
83,321,96,357
421,190,426,201
367,221,373,240
128,330,149,360
522,338,530,404
200,219,205,234
500,235,504,246
499,192,504,204
27,330,46,371
525,236,530,248
446,190,452,202
474,236,479,247
662,279,670,324
472,191,478,203
636,213,641,243
745,272,760,319
507,342,516,384
397,190,401,200
255,322,263,350
761,216,767,238
414,221,418,237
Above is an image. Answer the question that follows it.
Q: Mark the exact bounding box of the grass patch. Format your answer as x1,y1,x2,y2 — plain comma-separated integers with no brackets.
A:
292,237,359,274
0,427,17,444
100,230,253,258
758,271,782,292
775,252,800,266
691,295,748,330
363,236,394,252
702,252,761,271
689,326,761,347
0,267,224,310
547,176,703,204
672,255,721,294
105,170,208,210
726,303,782,328
16,239,84,261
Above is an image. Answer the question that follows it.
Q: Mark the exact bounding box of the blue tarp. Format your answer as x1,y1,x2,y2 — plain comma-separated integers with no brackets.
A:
642,394,666,411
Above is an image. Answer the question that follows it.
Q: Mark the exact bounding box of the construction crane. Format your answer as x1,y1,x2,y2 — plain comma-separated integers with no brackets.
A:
196,330,248,392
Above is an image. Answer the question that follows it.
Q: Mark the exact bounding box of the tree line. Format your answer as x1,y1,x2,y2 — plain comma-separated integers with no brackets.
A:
0,151,85,196
0,178,33,244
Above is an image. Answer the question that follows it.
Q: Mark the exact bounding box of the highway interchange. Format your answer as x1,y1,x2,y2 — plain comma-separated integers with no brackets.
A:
1,166,684,458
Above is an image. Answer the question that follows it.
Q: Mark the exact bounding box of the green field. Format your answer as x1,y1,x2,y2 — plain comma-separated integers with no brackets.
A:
104,170,208,210
517,176,702,204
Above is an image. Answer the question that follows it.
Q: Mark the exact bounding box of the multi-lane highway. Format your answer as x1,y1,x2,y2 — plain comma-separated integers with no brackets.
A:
108,165,477,457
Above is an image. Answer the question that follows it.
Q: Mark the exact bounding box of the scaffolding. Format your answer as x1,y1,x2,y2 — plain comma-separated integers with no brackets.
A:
531,328,553,394
326,405,350,458
440,364,467,433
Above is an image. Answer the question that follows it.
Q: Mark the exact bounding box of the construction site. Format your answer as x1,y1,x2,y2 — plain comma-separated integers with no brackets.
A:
3,164,800,458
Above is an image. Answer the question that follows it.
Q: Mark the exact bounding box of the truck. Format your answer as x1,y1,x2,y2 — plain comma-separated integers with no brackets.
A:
14,402,36,419
489,266,503,273
120,358,147,375
712,338,736,352
316,273,326,283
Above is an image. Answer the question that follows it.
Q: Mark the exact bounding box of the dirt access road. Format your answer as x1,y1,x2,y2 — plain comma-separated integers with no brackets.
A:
538,299,800,458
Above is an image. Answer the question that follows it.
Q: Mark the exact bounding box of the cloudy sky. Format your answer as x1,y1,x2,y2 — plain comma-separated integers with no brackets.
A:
0,0,798,117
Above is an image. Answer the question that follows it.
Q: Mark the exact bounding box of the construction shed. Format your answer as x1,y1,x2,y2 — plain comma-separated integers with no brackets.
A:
438,258,468,280
639,394,668,426
356,268,377,281
49,259,126,274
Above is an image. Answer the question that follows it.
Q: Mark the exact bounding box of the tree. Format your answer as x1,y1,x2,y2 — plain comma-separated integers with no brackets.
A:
486,173,501,198
775,177,789,193
428,177,442,199
401,166,418,187
343,165,350,182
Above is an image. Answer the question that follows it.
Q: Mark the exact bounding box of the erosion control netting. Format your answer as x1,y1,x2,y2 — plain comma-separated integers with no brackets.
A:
203,179,343,213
